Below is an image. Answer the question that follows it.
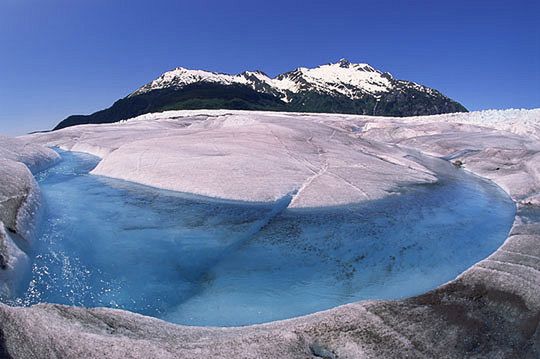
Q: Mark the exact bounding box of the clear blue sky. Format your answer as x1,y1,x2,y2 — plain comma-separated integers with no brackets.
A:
1,0,539,135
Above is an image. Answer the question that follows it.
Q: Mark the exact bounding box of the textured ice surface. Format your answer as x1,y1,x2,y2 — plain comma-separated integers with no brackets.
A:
3,110,539,358
22,111,438,207
0,137,58,298
9,149,515,326
24,109,539,208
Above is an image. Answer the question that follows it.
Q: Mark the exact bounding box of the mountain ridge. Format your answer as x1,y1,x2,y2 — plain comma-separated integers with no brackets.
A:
54,59,467,130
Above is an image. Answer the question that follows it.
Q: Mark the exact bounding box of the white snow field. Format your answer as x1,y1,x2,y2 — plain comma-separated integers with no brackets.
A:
0,108,538,358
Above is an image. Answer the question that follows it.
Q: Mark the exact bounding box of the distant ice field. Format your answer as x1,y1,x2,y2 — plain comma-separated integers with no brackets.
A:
6,149,515,326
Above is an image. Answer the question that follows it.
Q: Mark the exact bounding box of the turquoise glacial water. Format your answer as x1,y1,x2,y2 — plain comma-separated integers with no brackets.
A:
7,149,515,326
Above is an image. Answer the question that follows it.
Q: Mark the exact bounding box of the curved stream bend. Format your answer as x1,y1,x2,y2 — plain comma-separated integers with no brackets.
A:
6,149,515,327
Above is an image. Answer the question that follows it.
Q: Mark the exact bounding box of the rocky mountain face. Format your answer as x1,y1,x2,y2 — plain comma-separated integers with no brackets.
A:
54,59,467,130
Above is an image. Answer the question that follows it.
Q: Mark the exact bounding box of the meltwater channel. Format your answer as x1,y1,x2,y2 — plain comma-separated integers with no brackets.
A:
8,149,515,326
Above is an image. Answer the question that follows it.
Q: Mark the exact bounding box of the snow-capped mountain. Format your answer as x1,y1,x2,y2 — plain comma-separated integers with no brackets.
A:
54,59,467,130
130,59,431,101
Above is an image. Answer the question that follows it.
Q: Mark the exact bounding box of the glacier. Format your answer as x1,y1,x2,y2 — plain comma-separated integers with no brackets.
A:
0,108,538,357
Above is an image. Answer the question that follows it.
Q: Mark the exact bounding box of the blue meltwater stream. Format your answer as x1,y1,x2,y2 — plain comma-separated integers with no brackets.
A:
7,149,515,326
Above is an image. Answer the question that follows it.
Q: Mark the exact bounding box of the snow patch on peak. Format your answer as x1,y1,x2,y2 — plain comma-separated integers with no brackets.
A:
242,70,269,78
131,60,399,100
130,67,249,96
277,60,393,97
338,58,351,67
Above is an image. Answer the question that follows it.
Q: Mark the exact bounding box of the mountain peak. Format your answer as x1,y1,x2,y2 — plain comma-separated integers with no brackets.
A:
56,60,468,130
120,60,466,117
133,60,394,97
242,70,270,77
337,58,351,67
